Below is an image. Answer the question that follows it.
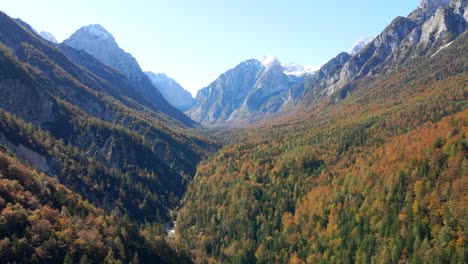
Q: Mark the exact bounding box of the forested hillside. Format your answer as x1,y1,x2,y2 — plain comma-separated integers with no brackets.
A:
0,1,466,263
0,148,192,263
0,12,218,225
176,33,467,263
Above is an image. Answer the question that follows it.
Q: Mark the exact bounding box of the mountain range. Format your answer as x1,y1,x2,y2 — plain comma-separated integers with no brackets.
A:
187,55,316,125
0,0,466,263
188,0,467,126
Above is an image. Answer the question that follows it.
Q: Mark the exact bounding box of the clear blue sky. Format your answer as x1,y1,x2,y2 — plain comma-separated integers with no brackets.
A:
1,0,419,96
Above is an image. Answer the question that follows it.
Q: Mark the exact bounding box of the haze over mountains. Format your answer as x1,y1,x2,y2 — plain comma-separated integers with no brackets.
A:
145,72,195,111
0,0,466,263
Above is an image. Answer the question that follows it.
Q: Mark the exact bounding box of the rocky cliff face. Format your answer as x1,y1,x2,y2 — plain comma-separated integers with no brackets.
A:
145,72,195,111
411,0,452,23
187,56,311,125
450,0,468,20
300,0,466,101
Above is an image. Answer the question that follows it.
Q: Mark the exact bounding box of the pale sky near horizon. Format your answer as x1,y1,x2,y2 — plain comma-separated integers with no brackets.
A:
1,0,419,97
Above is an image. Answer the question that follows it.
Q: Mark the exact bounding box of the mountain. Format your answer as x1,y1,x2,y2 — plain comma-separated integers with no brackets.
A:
0,11,218,226
187,55,315,125
39,31,58,43
348,37,374,55
145,72,195,111
63,24,195,127
300,0,467,101
176,0,467,263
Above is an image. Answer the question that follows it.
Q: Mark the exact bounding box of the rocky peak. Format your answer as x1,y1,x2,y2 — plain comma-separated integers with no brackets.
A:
77,24,115,41
259,55,280,68
419,0,451,10
64,24,195,127
188,55,308,125
348,37,375,55
39,31,58,44
411,0,452,23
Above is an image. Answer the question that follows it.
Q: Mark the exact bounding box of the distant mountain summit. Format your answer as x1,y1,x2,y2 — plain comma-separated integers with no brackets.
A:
145,72,195,111
348,37,374,55
14,19,58,44
64,24,143,82
187,56,315,125
63,24,195,127
282,63,318,77
39,31,58,43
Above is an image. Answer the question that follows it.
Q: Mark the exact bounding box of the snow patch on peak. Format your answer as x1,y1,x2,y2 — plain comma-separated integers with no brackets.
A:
282,63,318,77
259,55,279,68
348,36,375,55
148,72,169,80
258,55,318,76
39,31,58,44
81,24,114,40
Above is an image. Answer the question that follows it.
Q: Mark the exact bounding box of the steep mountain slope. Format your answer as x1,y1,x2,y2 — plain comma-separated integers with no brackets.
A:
146,72,195,111
63,24,195,127
0,12,218,223
56,43,180,118
176,1,467,263
301,0,467,101
187,56,313,126
0,146,192,263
